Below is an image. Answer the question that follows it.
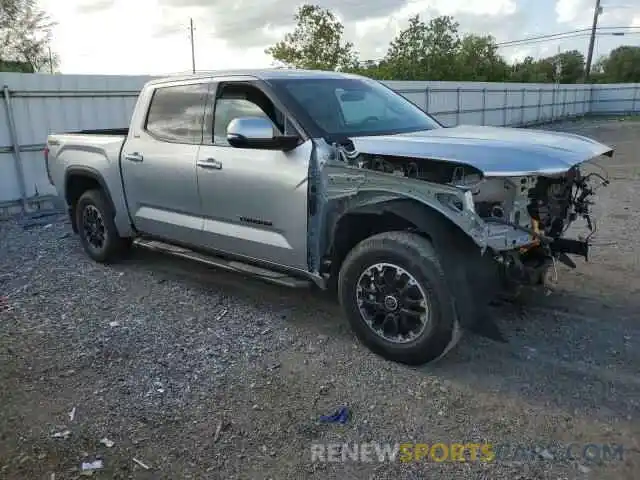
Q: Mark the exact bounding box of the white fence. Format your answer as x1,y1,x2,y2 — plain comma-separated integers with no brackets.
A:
1,71,639,210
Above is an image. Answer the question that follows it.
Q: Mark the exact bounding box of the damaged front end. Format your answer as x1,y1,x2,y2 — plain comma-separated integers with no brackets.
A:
469,166,610,297
333,131,612,300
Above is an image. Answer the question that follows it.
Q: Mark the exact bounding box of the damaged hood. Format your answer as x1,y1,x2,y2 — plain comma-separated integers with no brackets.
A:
348,125,613,177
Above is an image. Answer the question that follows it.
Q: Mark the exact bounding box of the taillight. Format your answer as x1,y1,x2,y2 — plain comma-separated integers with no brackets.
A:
44,145,52,184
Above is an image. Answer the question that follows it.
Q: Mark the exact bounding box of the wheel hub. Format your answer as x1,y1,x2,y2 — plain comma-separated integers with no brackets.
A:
383,295,399,311
82,205,106,250
355,262,430,344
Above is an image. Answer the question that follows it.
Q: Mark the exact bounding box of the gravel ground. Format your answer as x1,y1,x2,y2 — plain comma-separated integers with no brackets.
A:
1,118,639,480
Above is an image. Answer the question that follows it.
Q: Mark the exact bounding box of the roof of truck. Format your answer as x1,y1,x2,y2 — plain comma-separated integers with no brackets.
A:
148,68,362,86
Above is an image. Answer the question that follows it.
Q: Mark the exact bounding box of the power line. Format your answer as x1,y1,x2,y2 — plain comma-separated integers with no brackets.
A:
357,26,640,64
497,26,639,47
498,30,640,48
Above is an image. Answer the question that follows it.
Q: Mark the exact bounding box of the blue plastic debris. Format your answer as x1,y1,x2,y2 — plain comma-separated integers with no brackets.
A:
319,406,350,424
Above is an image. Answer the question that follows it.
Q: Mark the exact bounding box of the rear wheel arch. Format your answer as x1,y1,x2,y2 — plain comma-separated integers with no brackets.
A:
65,167,116,232
75,188,132,263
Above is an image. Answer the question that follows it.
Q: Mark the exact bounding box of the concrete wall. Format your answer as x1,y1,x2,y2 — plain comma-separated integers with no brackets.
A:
1,71,639,209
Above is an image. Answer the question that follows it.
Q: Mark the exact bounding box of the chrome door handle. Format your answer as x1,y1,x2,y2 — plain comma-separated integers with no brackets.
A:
124,152,144,162
197,158,222,170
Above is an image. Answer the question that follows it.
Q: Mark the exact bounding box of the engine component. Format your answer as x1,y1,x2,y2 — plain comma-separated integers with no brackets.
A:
348,151,485,185
490,205,505,219
526,168,608,239
526,175,572,237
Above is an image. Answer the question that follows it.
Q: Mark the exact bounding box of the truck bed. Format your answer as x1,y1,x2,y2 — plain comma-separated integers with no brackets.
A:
46,131,129,207
72,128,129,136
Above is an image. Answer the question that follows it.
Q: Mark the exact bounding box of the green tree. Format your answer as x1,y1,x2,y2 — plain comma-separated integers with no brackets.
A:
346,59,396,80
456,34,509,82
550,50,585,83
0,0,58,72
265,4,358,71
510,56,538,82
383,15,462,81
0,58,32,72
598,46,640,83
509,56,556,83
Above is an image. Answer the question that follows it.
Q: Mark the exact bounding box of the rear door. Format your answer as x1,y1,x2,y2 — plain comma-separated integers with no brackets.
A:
121,81,209,245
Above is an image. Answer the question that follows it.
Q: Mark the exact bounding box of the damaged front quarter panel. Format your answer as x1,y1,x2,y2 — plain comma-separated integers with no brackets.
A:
315,139,537,260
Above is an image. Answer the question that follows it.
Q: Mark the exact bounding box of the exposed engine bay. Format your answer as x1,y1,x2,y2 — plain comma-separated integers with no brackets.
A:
334,143,610,295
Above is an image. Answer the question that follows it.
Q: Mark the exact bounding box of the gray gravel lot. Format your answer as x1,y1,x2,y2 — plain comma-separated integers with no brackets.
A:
1,118,639,479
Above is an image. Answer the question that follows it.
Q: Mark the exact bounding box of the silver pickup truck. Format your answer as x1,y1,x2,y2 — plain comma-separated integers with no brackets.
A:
45,69,612,365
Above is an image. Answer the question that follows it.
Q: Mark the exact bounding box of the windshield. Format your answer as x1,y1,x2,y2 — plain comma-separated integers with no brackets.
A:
270,77,441,138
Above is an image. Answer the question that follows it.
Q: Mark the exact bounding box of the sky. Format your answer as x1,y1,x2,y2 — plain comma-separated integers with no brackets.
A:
40,0,640,75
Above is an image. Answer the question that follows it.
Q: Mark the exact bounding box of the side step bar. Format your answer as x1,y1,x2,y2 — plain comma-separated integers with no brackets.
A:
134,239,313,289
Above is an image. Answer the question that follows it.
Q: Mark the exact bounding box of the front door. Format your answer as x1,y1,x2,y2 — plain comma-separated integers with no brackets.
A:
121,81,209,245
196,81,311,270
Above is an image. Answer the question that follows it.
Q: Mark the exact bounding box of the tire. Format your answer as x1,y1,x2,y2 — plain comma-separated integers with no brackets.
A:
338,231,458,365
75,189,131,263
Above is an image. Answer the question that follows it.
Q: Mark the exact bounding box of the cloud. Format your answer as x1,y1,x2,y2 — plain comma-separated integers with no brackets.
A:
555,0,587,25
346,1,525,61
152,22,185,38
75,0,115,14
551,0,640,61
155,0,402,49
40,0,640,75
155,0,520,49
555,0,640,29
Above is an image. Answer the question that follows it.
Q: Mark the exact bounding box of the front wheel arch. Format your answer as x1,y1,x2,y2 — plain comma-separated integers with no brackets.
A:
328,198,476,276
329,198,499,331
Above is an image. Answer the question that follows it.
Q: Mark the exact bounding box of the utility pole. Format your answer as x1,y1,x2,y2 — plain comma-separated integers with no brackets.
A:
555,44,562,85
584,0,602,82
189,18,196,74
48,46,54,74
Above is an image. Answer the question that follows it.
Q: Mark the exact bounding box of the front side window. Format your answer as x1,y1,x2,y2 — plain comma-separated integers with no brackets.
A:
213,98,271,145
271,77,441,138
211,83,292,146
145,83,209,143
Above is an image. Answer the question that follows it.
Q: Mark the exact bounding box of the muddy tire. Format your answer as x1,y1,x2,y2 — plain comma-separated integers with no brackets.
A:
338,231,459,365
75,189,131,263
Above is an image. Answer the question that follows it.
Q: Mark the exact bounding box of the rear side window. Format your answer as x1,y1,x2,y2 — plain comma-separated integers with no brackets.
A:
145,83,209,143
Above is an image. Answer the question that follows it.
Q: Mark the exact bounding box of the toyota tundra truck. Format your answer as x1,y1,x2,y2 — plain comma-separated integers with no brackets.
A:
45,69,612,365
